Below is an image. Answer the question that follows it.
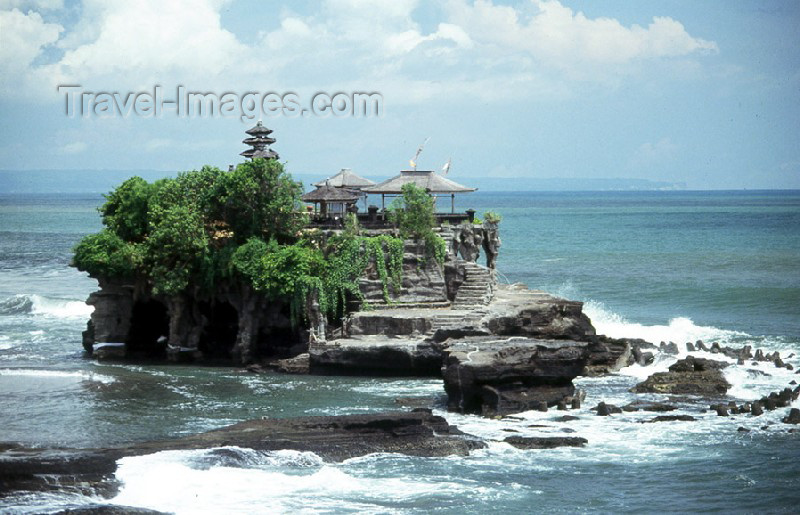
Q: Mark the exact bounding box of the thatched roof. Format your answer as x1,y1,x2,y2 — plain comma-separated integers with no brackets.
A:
302,182,360,203
313,168,376,189
241,148,280,159
362,170,476,194
245,120,274,136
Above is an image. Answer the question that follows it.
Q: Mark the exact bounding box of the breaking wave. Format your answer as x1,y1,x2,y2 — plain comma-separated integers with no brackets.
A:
0,368,115,384
0,294,92,318
582,299,748,346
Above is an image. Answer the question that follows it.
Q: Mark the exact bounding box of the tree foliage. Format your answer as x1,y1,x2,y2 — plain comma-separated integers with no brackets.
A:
388,183,446,265
73,159,406,326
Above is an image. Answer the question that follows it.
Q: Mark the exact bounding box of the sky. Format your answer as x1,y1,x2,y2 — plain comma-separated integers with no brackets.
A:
0,0,798,190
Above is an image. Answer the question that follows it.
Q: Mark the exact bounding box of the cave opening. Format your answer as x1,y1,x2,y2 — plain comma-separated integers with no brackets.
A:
255,303,303,359
127,299,170,359
198,301,239,360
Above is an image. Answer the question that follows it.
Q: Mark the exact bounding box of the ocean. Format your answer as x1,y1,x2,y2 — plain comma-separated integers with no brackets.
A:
1,190,799,513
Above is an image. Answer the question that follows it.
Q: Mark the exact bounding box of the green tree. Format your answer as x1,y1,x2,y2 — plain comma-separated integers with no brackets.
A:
388,183,446,264
99,177,153,242
389,183,436,240
72,229,142,278
219,159,306,244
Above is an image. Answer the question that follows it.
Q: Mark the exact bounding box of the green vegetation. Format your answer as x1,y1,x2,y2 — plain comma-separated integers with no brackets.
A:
389,183,446,265
483,211,502,224
72,159,409,324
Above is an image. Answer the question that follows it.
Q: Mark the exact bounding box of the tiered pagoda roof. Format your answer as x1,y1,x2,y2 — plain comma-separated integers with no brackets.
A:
240,120,279,160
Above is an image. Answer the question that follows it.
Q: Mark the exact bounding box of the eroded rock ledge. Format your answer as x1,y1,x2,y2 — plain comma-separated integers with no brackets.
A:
0,411,483,496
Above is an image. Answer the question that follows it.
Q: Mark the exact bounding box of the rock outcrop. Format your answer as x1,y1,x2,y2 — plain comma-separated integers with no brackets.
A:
631,356,731,395
441,336,589,416
0,411,483,496
504,436,587,449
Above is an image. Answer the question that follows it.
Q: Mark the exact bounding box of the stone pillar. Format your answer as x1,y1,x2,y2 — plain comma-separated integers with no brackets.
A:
482,221,501,270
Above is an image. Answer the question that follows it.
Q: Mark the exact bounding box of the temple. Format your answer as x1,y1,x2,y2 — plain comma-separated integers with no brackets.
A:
240,120,279,160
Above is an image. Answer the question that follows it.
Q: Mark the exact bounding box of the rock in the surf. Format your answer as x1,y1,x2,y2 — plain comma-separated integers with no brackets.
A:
630,356,730,395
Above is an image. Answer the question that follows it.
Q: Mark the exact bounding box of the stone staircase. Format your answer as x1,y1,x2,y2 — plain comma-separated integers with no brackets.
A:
429,308,488,332
452,261,495,309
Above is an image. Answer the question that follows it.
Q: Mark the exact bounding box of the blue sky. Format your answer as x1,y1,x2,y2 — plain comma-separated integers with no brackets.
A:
1,0,798,189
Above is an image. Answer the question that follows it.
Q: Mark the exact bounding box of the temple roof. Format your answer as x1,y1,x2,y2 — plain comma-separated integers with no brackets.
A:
313,168,376,189
362,170,476,194
245,120,274,136
302,182,360,203
241,148,280,159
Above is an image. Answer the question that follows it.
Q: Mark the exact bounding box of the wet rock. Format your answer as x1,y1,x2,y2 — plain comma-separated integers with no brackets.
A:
782,408,800,425
582,336,637,376
786,364,794,371
686,342,695,352
660,342,680,355
739,345,753,360
754,349,765,361
737,427,750,433
442,336,589,416
716,406,729,417
763,398,777,410
0,411,484,497
571,396,581,409
774,358,785,368
594,402,622,416
641,415,696,423
695,340,708,352
504,436,588,449
557,400,567,411
553,415,580,422
631,356,731,396
309,336,445,376
272,353,310,374
621,401,677,412
710,342,721,354
751,402,764,416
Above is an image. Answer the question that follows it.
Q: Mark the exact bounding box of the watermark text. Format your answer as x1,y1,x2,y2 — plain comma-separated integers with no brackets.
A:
57,85,383,120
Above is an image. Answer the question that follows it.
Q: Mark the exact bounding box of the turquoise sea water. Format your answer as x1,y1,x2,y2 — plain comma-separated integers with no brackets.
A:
1,190,799,513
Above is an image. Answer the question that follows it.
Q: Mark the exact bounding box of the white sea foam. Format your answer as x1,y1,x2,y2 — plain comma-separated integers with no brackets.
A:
0,368,116,384
111,447,481,514
583,300,746,346
0,293,93,318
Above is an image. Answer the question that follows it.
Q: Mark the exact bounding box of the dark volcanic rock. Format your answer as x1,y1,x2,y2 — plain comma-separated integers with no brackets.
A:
0,411,483,496
504,436,588,449
582,337,643,376
631,356,731,396
641,415,696,423
272,353,310,374
783,408,800,425
442,336,589,416
309,336,445,376
621,401,678,412
594,402,622,416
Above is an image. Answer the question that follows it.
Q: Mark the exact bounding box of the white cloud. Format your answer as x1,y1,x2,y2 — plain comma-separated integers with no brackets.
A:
0,9,62,73
0,0,63,10
2,0,718,103
444,0,717,73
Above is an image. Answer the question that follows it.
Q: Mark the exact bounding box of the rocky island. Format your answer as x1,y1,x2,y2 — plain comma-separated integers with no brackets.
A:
2,124,799,502
75,123,622,416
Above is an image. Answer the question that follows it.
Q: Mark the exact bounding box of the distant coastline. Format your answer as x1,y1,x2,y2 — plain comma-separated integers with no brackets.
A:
1,169,693,193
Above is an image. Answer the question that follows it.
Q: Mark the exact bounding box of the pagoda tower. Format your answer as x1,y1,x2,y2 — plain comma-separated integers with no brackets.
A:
240,120,279,160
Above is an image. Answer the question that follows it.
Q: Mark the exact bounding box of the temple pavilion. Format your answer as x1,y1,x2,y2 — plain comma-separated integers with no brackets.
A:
301,181,360,219
241,120,279,160
362,169,476,213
